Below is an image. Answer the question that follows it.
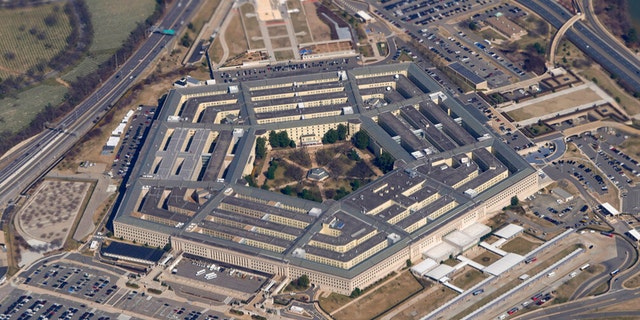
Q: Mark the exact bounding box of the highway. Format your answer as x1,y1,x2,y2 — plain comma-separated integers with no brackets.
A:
0,0,200,210
516,0,640,93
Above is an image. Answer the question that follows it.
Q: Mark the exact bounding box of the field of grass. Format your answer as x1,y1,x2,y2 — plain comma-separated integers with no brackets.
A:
0,3,73,78
61,0,156,81
472,250,502,266
0,84,67,133
287,0,312,44
581,66,640,116
451,268,486,290
501,236,540,255
274,50,294,61
334,271,423,320
319,293,353,314
552,264,605,303
392,285,458,320
239,4,264,50
225,12,248,57
189,0,221,35
86,0,155,53
209,37,224,64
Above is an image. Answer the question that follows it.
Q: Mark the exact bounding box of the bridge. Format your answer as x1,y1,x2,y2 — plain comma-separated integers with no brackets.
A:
548,0,585,69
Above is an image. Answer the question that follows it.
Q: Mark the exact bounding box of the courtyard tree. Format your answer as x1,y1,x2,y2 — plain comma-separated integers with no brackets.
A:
336,124,348,140
255,137,267,159
323,129,339,144
374,152,395,173
352,130,369,149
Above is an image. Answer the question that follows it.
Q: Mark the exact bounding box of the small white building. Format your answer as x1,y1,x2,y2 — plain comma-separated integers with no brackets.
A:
410,258,438,277
494,224,524,239
552,188,574,203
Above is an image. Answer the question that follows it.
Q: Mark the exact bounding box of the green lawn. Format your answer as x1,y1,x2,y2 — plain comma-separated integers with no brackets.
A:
62,0,155,81
0,3,73,78
0,84,68,133
86,0,156,53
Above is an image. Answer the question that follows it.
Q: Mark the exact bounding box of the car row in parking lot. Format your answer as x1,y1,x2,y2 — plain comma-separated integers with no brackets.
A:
0,291,116,320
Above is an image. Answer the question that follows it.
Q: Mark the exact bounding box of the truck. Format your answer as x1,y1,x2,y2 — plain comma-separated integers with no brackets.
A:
196,269,206,276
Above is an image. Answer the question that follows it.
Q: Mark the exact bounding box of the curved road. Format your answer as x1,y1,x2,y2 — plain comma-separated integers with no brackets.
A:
516,0,640,93
0,0,200,210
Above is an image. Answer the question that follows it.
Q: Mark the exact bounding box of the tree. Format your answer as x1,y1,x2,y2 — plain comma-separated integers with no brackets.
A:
374,152,395,173
281,185,294,195
255,137,267,159
181,33,192,47
297,275,310,288
162,243,172,252
350,288,362,298
531,42,546,55
323,129,339,144
468,21,479,31
336,124,348,140
352,130,369,149
406,259,413,268
510,196,519,207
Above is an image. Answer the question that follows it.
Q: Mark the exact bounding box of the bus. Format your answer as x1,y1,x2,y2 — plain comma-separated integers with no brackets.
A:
611,269,620,276
580,264,590,271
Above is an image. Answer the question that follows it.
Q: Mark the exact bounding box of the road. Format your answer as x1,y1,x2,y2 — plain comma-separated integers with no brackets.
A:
516,0,640,93
0,0,200,212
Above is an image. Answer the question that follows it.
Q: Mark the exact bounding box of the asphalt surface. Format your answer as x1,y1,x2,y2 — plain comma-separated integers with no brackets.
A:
0,0,200,210
516,0,640,93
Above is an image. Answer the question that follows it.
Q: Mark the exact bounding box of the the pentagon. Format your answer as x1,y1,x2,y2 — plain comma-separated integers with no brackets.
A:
113,63,538,295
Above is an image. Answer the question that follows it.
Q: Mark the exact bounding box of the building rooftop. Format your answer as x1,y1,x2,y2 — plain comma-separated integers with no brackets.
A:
113,62,536,279
101,242,165,264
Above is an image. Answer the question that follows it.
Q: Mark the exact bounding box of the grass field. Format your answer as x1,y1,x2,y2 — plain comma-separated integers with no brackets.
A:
507,88,603,121
86,0,156,53
472,250,502,266
302,1,331,42
225,11,248,58
451,268,486,290
333,271,423,320
552,264,604,303
501,236,540,255
0,84,67,133
392,285,458,320
0,3,73,78
319,293,353,314
274,50,294,61
271,36,292,49
61,0,156,81
287,0,312,44
239,4,265,50
209,37,224,64
581,66,640,116
189,0,221,35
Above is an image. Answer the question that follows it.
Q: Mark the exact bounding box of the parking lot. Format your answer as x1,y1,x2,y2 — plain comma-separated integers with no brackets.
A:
22,262,119,305
112,106,155,179
0,289,119,320
173,256,268,294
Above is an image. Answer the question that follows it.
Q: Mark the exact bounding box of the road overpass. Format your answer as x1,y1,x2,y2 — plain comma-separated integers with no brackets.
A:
517,0,640,94
548,13,584,68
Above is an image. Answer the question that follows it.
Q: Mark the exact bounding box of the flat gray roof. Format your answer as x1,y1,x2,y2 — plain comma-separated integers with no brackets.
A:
114,62,536,279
